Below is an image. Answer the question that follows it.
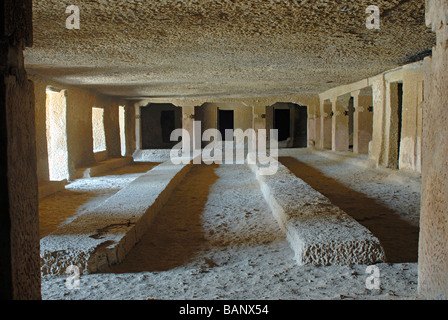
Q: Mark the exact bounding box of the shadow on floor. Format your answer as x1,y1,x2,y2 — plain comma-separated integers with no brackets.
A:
279,156,419,263
107,164,220,273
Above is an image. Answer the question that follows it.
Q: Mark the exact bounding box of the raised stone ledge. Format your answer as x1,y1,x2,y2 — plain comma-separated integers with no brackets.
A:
133,149,173,163
40,159,194,275
73,156,134,180
248,155,386,266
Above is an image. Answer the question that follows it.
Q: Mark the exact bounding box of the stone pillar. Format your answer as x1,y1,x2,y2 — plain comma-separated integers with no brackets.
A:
418,0,448,300
65,88,96,179
306,104,319,148
253,104,266,133
135,104,141,150
369,75,386,166
331,95,350,152
181,105,200,153
313,104,321,148
103,103,121,159
320,99,332,150
124,104,136,157
0,0,41,299
352,90,374,154
252,104,267,146
399,72,425,172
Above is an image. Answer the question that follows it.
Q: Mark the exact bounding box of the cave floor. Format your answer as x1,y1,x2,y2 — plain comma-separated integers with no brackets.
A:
40,149,422,300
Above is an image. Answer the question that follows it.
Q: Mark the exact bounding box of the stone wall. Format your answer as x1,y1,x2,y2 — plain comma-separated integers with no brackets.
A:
318,62,425,173
381,63,424,171
32,80,135,182
418,0,448,299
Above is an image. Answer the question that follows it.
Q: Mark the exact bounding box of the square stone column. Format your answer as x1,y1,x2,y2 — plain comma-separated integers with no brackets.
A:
352,90,374,154
418,0,448,299
331,95,351,152
1,0,41,300
320,99,333,150
369,75,387,166
313,107,321,148
252,105,266,133
134,104,141,150
181,105,200,153
306,103,320,147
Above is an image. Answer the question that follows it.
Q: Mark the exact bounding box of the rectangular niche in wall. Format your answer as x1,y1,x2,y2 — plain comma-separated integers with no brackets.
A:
46,87,69,181
92,107,107,153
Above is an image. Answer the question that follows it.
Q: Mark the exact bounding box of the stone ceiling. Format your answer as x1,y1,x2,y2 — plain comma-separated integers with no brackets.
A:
25,0,435,102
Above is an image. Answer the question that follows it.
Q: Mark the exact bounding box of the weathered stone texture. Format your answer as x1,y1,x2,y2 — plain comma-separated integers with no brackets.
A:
40,160,193,275
250,157,386,266
25,0,435,101
1,0,41,300
418,0,448,299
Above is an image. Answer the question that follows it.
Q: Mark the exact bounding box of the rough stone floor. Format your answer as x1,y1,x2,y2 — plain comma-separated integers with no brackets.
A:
40,150,421,300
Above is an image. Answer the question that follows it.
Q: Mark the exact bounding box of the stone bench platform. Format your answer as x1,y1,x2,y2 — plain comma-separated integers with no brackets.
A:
248,155,386,266
73,156,134,180
40,158,194,275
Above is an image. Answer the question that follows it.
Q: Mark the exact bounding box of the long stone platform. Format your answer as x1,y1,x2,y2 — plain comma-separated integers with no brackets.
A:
248,153,386,266
40,157,194,275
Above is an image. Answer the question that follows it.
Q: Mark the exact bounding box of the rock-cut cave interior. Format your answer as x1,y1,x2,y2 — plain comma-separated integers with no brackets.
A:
1,0,448,302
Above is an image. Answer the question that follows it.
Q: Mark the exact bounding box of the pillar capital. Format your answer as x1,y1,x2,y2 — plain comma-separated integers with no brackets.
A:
351,90,361,98
181,106,196,118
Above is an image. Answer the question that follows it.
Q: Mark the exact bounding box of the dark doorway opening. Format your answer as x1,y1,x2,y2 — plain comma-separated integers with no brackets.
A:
218,110,234,141
141,107,153,149
397,83,403,166
141,104,182,149
293,105,308,148
274,109,291,142
161,111,175,143
348,97,355,151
